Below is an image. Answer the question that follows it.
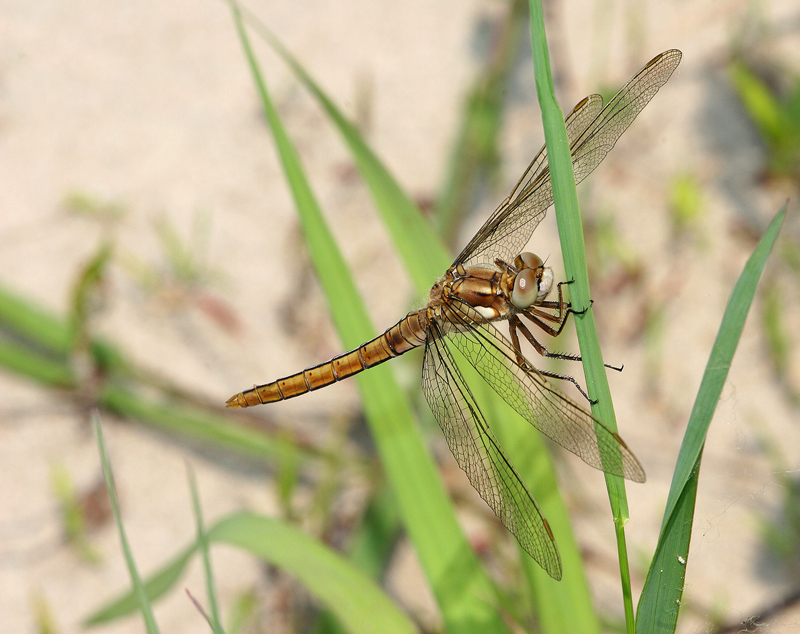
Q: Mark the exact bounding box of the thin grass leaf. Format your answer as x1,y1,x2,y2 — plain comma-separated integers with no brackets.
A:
636,204,786,634
86,512,418,634
0,336,75,388
527,0,618,630
229,6,511,632
92,412,160,634
0,284,126,372
99,385,307,463
188,467,224,634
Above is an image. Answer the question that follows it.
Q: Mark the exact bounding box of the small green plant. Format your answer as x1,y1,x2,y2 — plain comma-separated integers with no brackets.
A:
728,55,800,184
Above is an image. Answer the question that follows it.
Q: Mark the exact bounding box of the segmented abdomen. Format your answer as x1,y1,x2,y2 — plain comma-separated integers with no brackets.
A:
226,310,429,408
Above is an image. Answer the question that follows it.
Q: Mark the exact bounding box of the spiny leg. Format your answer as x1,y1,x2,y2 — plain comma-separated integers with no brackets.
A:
523,279,623,372
509,316,595,403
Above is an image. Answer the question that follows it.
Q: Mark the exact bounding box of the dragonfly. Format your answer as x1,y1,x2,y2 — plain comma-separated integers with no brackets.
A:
227,49,682,580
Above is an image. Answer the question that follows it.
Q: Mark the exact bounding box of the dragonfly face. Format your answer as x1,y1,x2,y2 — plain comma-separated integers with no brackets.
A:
227,49,683,580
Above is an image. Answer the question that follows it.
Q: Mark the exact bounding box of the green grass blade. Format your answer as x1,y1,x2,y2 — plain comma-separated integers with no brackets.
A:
92,412,161,634
99,384,305,463
0,283,127,373
0,335,75,388
636,205,786,634
229,6,510,632
661,205,785,529
0,282,310,464
211,513,416,634
635,460,699,634
188,467,224,634
85,512,417,634
528,0,618,630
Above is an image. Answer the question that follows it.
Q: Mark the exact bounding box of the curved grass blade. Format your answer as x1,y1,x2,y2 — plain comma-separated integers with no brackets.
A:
85,512,417,634
228,6,511,632
636,204,786,634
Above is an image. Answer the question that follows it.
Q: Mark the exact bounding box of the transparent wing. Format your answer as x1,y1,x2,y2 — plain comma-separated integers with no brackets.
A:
422,331,562,579
440,301,646,482
455,49,681,268
454,93,602,268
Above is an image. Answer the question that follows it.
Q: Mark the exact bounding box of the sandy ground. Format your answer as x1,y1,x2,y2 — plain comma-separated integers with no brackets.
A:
2,0,800,632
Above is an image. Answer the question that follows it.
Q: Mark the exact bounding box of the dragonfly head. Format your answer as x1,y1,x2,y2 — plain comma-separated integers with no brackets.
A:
511,252,553,309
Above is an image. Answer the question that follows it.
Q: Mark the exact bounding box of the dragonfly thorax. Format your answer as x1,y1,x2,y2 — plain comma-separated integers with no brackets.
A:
432,264,508,321
432,252,553,323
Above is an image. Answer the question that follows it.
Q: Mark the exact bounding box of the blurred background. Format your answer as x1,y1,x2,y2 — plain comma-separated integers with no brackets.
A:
1,0,799,632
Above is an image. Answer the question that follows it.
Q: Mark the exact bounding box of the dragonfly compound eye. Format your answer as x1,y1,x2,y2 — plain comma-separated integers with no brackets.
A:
514,252,543,271
511,269,539,309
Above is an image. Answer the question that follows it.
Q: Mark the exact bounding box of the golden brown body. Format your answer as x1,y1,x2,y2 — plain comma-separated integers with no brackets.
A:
226,264,520,408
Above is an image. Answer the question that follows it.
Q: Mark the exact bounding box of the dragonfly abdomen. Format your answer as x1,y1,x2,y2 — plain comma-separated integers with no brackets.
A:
226,310,428,408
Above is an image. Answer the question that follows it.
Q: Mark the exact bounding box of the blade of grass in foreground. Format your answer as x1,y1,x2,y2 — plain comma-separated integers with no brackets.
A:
229,6,511,633
636,204,786,634
85,512,417,634
527,0,619,630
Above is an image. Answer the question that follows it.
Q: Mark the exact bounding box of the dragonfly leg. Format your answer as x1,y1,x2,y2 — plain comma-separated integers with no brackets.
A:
511,315,581,362
536,367,596,404
509,316,595,403
533,278,599,329
527,279,580,335
523,281,624,372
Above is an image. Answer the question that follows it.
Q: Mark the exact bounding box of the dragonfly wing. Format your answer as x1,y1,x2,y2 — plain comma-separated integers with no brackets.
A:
454,49,681,269
569,49,682,184
422,331,562,579
454,93,603,268
441,301,646,483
